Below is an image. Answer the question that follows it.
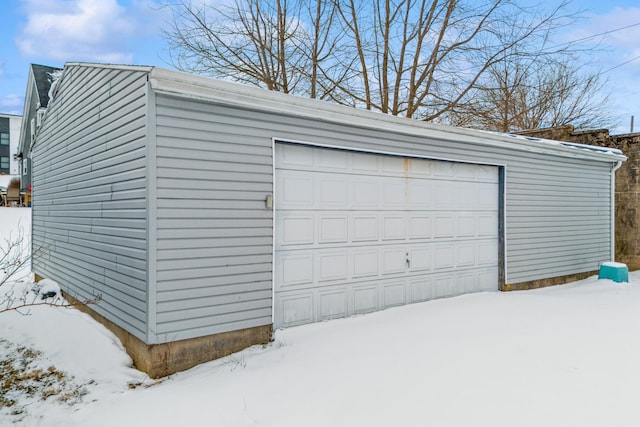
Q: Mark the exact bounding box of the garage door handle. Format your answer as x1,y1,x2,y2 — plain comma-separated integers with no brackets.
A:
406,254,410,269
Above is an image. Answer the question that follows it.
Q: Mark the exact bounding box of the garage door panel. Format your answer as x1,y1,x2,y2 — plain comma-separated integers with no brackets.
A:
409,216,431,239
434,161,455,177
353,216,378,241
457,183,477,209
277,171,314,209
279,292,314,327
478,240,499,265
382,248,406,275
457,215,476,237
409,277,432,302
434,216,455,238
318,251,348,282
408,158,432,176
478,214,499,237
454,162,479,179
274,144,499,329
456,244,476,267
353,285,378,314
382,156,406,173
318,175,348,208
434,244,456,269
433,275,455,298
382,216,405,240
478,268,499,291
318,216,348,243
319,290,348,320
318,148,349,170
477,182,500,209
477,165,500,182
352,179,379,208
383,179,407,207
352,249,378,277
458,272,477,293
383,281,406,307
434,181,457,208
409,247,431,271
276,143,314,168
350,153,378,172
279,215,314,246
278,253,314,286
407,180,431,207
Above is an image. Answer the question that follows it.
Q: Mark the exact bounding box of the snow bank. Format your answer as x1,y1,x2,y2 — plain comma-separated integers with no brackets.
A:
8,273,636,427
3,208,640,426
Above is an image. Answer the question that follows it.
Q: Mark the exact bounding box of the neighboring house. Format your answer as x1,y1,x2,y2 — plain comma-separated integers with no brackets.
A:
31,63,626,378
17,64,62,201
0,113,22,175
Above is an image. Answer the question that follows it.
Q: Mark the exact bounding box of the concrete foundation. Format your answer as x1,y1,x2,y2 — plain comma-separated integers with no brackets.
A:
504,270,598,291
41,274,273,378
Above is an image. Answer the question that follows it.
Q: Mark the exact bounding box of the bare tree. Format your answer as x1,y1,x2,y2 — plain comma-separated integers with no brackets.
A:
1,224,100,315
445,49,615,132
165,0,345,99
164,0,608,127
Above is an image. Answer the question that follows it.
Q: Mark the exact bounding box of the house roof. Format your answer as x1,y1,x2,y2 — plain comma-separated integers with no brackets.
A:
31,64,63,108
58,62,626,163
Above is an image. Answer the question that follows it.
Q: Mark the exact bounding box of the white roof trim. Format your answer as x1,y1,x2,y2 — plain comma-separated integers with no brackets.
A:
65,62,154,73
72,64,626,163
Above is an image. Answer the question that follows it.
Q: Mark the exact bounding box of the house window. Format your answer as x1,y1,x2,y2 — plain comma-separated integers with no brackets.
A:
0,133,8,145
0,156,9,169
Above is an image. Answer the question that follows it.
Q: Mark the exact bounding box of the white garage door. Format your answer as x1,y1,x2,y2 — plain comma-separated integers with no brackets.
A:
274,143,499,328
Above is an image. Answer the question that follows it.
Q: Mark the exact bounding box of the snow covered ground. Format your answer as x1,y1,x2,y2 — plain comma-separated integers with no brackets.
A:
2,208,640,427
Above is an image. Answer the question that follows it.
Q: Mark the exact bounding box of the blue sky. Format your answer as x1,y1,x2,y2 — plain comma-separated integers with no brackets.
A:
1,0,639,133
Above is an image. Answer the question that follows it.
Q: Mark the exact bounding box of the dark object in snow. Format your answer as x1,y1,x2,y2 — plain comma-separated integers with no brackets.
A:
31,279,62,300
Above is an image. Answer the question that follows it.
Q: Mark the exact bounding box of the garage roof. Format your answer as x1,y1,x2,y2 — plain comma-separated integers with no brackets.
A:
62,62,626,163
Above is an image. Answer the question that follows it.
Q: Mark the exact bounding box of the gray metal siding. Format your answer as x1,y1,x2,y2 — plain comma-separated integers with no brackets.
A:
153,92,612,338
154,94,273,341
31,63,615,345
32,65,149,341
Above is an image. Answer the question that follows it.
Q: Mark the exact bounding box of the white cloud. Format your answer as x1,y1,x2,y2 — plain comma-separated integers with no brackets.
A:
0,94,25,115
16,0,137,63
557,6,640,132
565,7,640,66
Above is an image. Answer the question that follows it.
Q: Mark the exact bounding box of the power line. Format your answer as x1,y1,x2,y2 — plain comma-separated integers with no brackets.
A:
561,21,640,47
602,54,640,74
553,21,640,75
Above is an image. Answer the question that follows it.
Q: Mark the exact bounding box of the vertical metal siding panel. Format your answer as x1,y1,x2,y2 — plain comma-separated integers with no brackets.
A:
32,65,149,341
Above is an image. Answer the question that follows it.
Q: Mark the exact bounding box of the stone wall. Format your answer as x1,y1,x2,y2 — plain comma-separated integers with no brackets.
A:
517,126,640,269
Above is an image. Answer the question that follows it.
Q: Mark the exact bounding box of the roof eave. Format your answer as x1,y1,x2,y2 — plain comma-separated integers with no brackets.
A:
145,66,625,163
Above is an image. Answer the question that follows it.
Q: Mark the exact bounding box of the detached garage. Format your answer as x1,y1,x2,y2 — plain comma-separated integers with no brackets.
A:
31,63,625,377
